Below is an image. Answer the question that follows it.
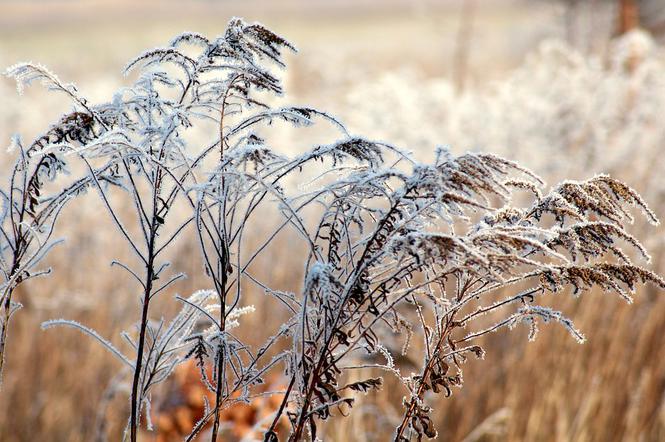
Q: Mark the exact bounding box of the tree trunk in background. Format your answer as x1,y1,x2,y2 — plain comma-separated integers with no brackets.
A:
618,0,640,35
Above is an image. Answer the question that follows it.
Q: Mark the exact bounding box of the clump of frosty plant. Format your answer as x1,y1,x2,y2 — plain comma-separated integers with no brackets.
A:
2,18,664,442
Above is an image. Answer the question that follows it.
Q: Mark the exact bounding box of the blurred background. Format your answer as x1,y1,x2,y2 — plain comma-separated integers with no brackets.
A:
1,0,664,441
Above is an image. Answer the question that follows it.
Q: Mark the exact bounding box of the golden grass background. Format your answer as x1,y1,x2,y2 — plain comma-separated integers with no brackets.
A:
1,1,664,440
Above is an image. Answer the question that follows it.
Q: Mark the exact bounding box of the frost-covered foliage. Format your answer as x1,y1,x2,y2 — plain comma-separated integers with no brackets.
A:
343,29,665,279
0,67,120,379
3,19,664,442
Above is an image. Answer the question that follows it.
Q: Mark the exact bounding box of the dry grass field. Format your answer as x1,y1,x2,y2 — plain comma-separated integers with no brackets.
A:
1,1,664,441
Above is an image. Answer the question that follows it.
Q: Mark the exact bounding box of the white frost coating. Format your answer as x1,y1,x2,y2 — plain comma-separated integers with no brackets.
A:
41,319,135,368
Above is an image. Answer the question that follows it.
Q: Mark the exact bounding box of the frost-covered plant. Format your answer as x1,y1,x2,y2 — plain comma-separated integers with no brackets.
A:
6,19,336,442
0,67,119,379
42,289,250,435
4,18,664,442
269,151,664,441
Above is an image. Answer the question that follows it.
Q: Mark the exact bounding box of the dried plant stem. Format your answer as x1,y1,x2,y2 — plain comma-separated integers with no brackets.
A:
290,362,320,441
209,276,227,441
394,321,454,441
289,199,407,440
0,289,14,379
0,264,20,379
128,143,168,440
129,221,158,442
209,95,232,442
